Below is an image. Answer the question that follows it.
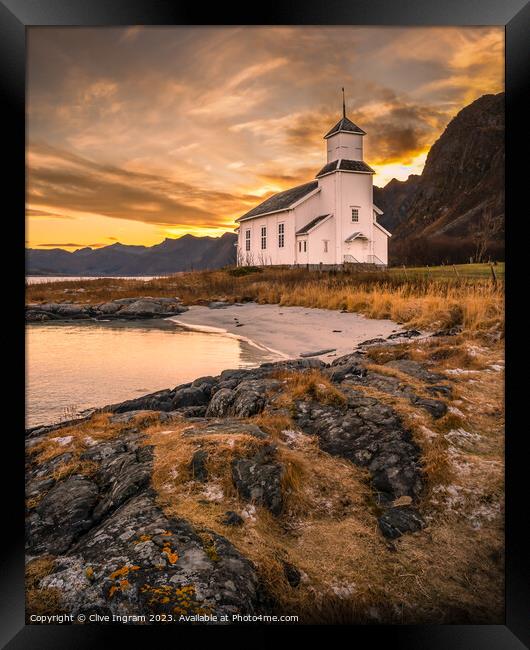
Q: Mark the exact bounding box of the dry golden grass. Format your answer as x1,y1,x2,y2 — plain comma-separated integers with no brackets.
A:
270,368,347,408
26,267,504,334
26,556,64,618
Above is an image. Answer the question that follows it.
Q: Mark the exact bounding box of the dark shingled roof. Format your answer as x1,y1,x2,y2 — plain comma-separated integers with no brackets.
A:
324,116,366,138
237,181,318,221
316,159,375,177
296,214,331,235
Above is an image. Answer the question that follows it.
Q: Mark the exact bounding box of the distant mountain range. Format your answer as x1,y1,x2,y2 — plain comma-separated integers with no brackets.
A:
375,92,504,264
26,232,237,276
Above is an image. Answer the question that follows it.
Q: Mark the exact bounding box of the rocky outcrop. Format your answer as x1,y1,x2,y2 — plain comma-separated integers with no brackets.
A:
26,330,463,620
25,297,188,322
26,427,266,620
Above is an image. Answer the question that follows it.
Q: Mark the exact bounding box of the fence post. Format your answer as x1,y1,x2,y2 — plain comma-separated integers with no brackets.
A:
490,263,497,288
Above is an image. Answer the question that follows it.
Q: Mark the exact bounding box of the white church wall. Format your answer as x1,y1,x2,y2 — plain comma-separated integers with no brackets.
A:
337,172,374,263
305,218,335,265
238,211,291,266
373,226,389,265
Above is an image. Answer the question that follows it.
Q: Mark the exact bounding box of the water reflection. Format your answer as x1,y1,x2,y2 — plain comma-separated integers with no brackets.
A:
26,319,277,428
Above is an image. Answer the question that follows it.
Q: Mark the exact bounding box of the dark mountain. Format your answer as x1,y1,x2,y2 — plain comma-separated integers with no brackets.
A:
373,175,421,233
26,232,237,276
375,92,504,264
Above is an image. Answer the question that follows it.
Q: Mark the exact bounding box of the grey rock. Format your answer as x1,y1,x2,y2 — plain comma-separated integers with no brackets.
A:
190,450,208,482
118,300,168,316
182,420,268,440
300,348,336,358
378,506,425,539
29,476,99,554
384,359,446,383
294,392,423,506
205,388,235,417
232,445,283,515
283,562,301,587
426,384,453,398
172,386,210,409
409,396,448,419
222,511,244,527
432,326,462,337
173,405,208,417
208,301,231,309
39,492,264,618
108,389,175,413
387,329,422,340
97,302,122,314
26,310,60,322
109,410,155,424
91,447,152,521
357,337,387,347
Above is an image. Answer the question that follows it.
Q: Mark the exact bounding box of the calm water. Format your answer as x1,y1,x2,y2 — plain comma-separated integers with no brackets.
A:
26,275,164,285
26,320,277,428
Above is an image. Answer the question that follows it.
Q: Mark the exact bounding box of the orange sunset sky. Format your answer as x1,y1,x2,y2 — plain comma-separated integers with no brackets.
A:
26,26,504,250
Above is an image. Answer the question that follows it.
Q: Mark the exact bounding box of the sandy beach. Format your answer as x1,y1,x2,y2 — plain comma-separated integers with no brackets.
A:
169,303,401,359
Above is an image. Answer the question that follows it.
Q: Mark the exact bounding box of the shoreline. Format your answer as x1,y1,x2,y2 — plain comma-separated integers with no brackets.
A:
168,303,402,360
168,318,290,359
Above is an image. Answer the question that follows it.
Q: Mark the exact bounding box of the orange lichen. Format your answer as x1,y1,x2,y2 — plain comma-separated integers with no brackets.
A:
109,565,140,580
162,543,179,565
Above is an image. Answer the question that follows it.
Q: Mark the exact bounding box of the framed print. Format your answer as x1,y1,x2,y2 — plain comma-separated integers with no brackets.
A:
3,0,528,646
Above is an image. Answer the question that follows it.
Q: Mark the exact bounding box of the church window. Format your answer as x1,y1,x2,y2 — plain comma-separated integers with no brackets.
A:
351,208,359,222
245,229,251,251
278,223,285,248
298,241,302,252
303,241,307,252
261,226,267,249
323,240,328,253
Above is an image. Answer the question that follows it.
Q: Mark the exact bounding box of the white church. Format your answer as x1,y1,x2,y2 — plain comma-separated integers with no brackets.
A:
235,97,391,268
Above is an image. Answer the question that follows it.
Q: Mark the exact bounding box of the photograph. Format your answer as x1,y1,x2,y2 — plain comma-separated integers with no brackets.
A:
24,24,506,626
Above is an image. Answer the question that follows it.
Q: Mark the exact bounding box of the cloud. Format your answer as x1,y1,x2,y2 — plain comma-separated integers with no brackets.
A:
26,26,504,247
35,242,106,249
27,142,262,228
26,208,75,220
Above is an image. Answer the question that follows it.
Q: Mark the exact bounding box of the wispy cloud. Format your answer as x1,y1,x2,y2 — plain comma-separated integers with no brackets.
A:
26,26,503,248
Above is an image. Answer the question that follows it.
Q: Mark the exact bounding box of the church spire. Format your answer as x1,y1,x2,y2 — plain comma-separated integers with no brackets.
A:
342,87,346,118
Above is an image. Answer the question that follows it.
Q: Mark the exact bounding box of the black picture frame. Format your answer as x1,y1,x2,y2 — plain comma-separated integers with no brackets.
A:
6,0,528,646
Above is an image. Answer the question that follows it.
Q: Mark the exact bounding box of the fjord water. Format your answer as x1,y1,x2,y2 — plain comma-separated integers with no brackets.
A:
26,319,276,428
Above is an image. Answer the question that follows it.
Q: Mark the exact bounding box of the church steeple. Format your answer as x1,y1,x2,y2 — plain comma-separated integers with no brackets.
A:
323,90,366,162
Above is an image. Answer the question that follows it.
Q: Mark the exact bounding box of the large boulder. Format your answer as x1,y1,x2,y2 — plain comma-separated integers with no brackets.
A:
28,476,99,554
97,302,122,314
118,300,169,317
172,386,210,409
